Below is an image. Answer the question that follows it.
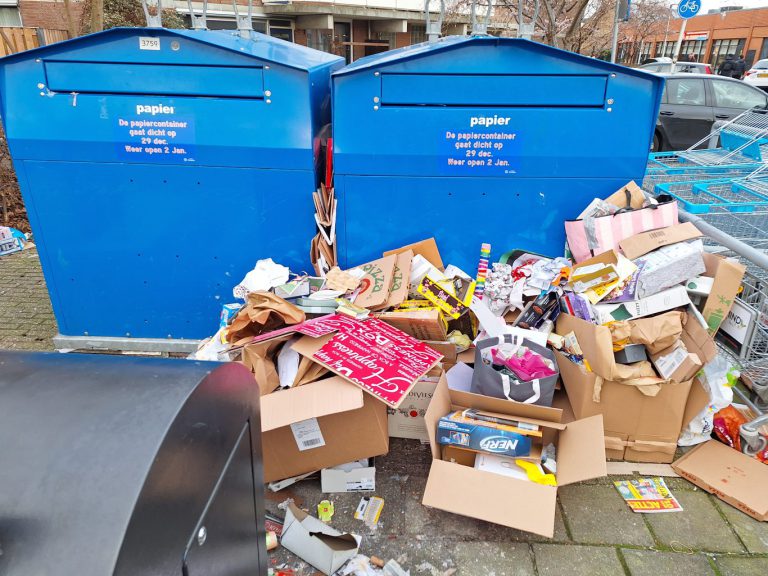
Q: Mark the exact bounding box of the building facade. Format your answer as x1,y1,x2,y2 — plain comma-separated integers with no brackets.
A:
173,1,513,62
622,6,768,70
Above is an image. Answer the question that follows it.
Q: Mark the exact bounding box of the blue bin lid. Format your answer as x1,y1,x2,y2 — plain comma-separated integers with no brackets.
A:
0,26,342,72
334,34,656,80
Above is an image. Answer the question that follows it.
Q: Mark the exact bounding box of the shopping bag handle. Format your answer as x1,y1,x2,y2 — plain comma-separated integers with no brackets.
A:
501,373,541,404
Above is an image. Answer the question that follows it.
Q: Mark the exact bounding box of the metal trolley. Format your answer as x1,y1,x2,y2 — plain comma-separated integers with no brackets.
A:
650,107,768,169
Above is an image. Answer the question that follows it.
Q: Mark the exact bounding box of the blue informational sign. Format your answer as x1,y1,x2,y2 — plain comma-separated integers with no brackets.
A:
677,0,701,19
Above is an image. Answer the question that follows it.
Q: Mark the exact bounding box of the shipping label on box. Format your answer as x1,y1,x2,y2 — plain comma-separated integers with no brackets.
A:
388,379,438,441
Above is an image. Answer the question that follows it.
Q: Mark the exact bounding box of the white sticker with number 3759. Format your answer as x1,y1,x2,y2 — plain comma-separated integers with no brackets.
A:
139,37,160,50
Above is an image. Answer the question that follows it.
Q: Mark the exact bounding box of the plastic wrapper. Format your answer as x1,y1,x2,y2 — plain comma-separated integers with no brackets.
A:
678,355,734,446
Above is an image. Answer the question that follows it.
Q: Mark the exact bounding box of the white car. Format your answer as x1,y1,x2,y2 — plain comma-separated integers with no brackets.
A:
743,59,768,91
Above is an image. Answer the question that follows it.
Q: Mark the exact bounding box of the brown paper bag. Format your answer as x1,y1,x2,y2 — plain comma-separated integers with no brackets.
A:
241,334,294,395
609,321,632,350
226,291,305,343
629,311,685,355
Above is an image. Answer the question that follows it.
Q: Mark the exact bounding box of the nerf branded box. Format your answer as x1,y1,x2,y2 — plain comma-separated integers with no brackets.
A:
437,410,538,457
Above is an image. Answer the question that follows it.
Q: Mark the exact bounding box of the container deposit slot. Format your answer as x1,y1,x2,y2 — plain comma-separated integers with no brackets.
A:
380,73,609,108
43,60,266,99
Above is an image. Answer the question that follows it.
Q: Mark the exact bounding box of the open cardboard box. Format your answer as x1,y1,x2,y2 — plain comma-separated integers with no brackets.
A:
259,376,388,483
555,311,713,463
422,373,606,538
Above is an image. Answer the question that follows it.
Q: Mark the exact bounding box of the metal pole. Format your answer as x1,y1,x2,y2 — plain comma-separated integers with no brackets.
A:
679,210,768,271
673,18,687,63
610,0,620,63
662,10,671,57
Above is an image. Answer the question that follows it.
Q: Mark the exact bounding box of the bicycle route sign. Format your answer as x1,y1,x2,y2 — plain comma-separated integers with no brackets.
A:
677,0,701,19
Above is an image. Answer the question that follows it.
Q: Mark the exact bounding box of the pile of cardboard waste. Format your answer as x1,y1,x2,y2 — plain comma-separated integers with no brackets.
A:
194,180,768,575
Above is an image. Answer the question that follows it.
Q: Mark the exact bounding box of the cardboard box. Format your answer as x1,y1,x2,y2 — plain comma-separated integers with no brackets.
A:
619,222,702,260
388,378,439,441
377,308,448,341
555,313,715,463
700,253,747,335
650,342,702,383
259,376,389,482
280,502,360,574
320,459,376,493
593,285,691,324
569,250,636,304
673,440,768,522
422,374,606,538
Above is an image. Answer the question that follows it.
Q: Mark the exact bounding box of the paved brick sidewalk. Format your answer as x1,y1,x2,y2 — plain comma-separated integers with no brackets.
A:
0,248,57,350
3,250,768,575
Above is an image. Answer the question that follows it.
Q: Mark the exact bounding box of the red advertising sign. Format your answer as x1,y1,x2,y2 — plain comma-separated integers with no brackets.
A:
247,313,351,343
310,317,443,408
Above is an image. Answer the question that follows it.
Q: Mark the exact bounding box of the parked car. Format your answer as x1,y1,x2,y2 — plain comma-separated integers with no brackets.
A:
639,61,713,74
743,58,768,91
641,56,673,65
652,73,768,151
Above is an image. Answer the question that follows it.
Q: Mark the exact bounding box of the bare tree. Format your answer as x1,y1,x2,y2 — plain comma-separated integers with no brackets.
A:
617,0,670,64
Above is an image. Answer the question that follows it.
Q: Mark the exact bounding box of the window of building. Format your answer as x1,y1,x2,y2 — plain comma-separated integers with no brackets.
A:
710,38,745,70
711,79,768,108
410,24,426,45
376,31,396,50
666,78,706,106
0,6,21,27
269,20,294,42
306,29,332,53
654,41,676,58
205,18,267,33
639,42,652,63
680,39,705,62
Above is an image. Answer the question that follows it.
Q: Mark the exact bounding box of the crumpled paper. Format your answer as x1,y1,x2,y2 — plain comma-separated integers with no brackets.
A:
233,258,290,299
484,263,515,315
226,291,305,344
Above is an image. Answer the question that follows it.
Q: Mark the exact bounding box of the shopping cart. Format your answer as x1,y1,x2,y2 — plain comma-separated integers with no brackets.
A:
650,107,768,168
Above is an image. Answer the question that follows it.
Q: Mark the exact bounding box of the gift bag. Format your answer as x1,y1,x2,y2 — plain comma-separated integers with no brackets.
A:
565,192,678,263
470,335,558,407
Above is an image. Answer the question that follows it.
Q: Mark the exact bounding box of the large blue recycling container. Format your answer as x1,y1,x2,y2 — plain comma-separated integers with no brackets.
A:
0,27,343,341
332,36,664,273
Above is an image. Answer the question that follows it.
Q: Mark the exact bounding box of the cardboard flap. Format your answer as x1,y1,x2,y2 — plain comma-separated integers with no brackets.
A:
449,388,564,423
556,313,615,379
466,408,567,431
423,459,557,538
556,415,607,486
384,237,443,269
619,222,702,260
682,377,710,429
673,441,768,521
311,532,359,552
260,377,364,432
606,181,646,209
680,312,717,365
425,374,453,459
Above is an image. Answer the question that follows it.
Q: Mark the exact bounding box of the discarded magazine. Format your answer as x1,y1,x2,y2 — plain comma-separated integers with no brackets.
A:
614,477,683,513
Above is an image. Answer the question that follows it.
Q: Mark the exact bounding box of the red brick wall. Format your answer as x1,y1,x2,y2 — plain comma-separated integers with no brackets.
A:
20,0,83,32
294,28,307,47
395,32,409,48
